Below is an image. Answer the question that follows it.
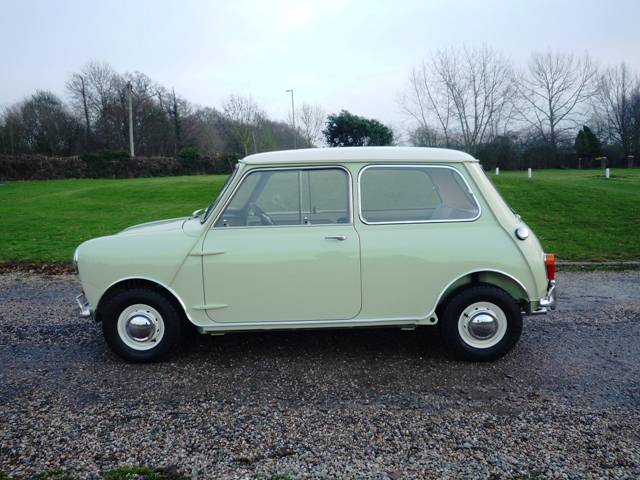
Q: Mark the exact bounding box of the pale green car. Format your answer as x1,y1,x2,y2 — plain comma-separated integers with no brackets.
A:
74,147,556,362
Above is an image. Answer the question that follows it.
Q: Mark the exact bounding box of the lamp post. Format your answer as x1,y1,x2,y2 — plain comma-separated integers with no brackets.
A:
127,81,135,158
285,89,296,149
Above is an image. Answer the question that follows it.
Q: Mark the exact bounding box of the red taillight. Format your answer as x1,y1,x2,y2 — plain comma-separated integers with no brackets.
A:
545,253,556,281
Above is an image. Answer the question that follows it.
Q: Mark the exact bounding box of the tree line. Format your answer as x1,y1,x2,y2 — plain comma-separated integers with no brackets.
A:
399,46,640,168
1,49,639,170
0,62,317,158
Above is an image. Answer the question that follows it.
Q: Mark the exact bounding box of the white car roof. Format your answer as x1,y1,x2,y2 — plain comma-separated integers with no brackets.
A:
240,147,477,165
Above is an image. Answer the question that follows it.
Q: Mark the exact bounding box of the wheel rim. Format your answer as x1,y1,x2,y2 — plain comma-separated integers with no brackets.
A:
457,301,507,349
116,304,164,351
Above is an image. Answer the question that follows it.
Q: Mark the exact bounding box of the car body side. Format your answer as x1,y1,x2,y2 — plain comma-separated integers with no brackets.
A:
75,152,549,332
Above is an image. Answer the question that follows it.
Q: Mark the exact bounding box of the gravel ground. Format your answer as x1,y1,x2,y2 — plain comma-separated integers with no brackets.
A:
0,271,639,479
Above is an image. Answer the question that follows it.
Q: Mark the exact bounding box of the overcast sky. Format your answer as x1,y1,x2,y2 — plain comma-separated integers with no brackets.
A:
1,0,639,131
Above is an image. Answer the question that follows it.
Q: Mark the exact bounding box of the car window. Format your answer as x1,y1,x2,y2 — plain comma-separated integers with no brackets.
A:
359,166,479,223
215,170,299,227
215,168,350,227
300,168,350,224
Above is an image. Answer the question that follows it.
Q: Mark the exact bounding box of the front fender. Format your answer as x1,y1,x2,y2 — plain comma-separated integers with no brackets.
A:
75,230,201,314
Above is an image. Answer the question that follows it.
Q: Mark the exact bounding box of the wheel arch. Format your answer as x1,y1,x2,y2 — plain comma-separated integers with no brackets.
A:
436,270,529,312
96,277,192,324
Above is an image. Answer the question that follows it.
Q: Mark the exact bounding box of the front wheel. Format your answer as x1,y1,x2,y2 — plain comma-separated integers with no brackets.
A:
101,288,185,362
439,285,522,361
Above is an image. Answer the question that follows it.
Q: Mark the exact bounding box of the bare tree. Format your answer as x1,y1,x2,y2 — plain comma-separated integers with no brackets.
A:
594,63,638,156
399,46,515,153
67,74,91,143
408,125,445,147
295,102,325,146
633,91,640,159
222,94,261,155
66,62,122,147
516,51,598,152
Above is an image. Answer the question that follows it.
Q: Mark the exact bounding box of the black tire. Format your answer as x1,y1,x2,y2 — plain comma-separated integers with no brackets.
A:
101,288,185,363
439,285,522,361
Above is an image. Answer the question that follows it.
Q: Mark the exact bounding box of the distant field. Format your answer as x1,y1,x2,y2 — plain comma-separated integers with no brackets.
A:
0,168,639,263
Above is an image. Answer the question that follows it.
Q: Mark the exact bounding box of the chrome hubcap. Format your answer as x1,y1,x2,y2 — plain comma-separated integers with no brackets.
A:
458,302,507,349
125,314,156,341
467,311,498,340
117,304,164,351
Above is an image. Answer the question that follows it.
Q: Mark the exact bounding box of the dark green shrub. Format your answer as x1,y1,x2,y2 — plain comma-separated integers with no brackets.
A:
177,147,199,161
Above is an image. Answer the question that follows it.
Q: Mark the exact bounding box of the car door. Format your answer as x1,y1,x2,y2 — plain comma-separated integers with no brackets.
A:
356,164,482,320
200,166,361,323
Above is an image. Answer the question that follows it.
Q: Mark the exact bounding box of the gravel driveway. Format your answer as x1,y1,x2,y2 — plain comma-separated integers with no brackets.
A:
1,271,639,479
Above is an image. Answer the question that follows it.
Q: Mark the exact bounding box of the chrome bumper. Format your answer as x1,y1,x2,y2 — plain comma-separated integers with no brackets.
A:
529,280,556,315
76,292,92,318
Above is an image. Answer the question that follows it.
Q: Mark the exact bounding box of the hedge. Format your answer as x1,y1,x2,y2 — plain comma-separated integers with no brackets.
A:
0,153,240,181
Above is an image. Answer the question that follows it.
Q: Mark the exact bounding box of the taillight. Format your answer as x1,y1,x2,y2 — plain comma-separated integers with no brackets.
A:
544,253,556,281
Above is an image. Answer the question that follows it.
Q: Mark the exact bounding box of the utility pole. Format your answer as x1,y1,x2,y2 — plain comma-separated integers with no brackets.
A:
285,89,296,149
127,81,135,158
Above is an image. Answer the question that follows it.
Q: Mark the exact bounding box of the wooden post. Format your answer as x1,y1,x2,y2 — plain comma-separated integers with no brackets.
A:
527,168,532,178
495,167,500,175
605,168,610,179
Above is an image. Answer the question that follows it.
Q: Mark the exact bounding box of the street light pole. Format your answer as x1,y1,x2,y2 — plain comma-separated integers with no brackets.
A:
285,89,296,149
127,81,135,158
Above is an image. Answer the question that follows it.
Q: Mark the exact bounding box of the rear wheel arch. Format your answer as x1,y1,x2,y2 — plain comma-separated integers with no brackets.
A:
436,270,528,314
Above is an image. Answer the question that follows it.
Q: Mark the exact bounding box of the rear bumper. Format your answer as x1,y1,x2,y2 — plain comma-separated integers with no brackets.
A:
528,280,556,315
76,292,92,318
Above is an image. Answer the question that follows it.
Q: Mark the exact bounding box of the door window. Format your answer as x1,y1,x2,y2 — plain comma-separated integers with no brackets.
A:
359,165,480,223
300,169,350,224
215,168,350,227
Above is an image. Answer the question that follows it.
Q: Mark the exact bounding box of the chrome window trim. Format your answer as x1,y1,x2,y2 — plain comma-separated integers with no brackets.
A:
210,165,354,230
356,164,482,225
201,164,241,223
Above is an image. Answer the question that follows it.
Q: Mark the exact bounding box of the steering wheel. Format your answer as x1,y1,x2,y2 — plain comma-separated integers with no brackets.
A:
247,202,275,226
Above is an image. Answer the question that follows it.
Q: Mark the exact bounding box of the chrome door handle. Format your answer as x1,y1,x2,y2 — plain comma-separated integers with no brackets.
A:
325,235,347,241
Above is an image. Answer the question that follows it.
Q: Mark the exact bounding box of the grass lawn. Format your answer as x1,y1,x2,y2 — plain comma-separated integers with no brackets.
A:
489,168,640,261
0,168,638,263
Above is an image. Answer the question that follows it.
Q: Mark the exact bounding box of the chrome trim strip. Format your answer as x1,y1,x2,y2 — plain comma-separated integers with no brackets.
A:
188,251,225,257
192,304,228,310
356,164,482,225
198,317,424,331
210,165,354,230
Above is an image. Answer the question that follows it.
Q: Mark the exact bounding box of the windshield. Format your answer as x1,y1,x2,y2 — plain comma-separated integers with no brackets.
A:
201,164,240,223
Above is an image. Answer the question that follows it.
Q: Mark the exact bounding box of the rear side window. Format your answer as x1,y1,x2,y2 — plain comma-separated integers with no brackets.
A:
359,165,480,223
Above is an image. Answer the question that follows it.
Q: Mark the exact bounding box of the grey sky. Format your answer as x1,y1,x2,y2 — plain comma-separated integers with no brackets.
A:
1,0,639,131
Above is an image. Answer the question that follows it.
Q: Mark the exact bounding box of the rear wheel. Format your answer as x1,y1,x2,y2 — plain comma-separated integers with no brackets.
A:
439,285,522,361
101,288,185,362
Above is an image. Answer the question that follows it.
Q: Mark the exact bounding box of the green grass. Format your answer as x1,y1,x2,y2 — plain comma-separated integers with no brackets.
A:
489,169,640,261
0,169,639,263
0,175,228,263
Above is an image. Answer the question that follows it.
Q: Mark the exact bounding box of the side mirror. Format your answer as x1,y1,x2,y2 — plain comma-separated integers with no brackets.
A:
192,208,204,218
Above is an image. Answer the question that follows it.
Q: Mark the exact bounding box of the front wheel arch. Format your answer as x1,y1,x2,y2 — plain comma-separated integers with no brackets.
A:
96,278,190,325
